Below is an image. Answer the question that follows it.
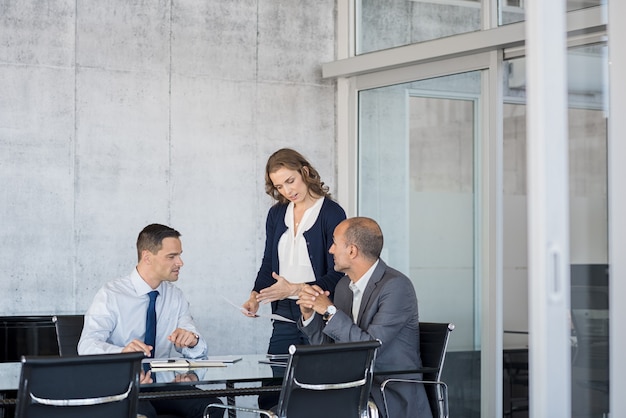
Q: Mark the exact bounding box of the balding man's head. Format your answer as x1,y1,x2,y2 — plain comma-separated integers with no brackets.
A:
342,217,384,261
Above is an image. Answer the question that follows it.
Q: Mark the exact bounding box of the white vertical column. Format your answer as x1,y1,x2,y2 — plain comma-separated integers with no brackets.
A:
335,0,357,216
480,51,504,418
608,0,626,416
525,0,571,417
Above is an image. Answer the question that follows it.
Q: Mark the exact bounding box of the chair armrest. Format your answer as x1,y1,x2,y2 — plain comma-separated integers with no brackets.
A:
29,382,133,407
368,399,380,418
204,403,277,418
380,378,449,418
294,376,367,390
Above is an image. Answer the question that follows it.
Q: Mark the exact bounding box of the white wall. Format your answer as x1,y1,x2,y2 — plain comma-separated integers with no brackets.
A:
0,0,337,356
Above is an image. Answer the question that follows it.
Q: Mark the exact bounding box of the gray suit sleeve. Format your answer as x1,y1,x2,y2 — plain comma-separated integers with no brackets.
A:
298,313,333,345
320,275,417,350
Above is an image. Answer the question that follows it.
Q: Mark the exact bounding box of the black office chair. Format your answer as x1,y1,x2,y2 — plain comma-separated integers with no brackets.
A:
570,286,609,416
380,322,454,418
570,286,609,369
503,347,529,417
204,340,381,418
15,352,144,418
52,314,84,356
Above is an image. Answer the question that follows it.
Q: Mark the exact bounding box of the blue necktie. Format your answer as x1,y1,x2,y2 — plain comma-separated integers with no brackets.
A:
145,290,159,358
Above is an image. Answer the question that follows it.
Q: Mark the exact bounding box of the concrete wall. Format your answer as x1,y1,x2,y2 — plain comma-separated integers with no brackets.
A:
0,0,337,356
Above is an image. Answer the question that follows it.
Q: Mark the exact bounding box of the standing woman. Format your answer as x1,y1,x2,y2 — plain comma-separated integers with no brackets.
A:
243,148,346,356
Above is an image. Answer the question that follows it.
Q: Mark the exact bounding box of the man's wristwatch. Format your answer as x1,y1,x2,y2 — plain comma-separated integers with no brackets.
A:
322,305,337,322
190,333,199,347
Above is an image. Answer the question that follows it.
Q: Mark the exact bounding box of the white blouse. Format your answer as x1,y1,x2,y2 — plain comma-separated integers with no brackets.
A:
278,197,325,298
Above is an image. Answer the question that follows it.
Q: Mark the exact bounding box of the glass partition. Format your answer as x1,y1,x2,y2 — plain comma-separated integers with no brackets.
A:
356,1,605,54
356,0,482,55
358,71,482,417
502,44,609,417
499,0,605,25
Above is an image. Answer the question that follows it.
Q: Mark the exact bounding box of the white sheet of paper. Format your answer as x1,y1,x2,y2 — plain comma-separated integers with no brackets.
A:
222,296,296,323
149,358,226,368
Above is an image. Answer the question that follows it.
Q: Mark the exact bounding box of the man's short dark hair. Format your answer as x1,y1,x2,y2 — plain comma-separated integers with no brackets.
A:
136,224,181,262
343,217,384,261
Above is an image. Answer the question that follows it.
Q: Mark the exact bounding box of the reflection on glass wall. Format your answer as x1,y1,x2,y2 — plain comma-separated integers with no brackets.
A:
358,71,482,417
357,0,482,55
502,45,608,417
357,1,606,54
499,0,605,25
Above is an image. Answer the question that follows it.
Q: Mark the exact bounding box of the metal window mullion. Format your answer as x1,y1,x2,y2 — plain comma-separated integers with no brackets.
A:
479,49,504,418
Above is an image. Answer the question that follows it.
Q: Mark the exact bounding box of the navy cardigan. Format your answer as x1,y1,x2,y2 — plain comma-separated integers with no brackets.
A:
253,197,346,304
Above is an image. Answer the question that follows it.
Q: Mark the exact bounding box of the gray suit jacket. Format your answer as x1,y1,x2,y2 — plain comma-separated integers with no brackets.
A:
298,260,433,418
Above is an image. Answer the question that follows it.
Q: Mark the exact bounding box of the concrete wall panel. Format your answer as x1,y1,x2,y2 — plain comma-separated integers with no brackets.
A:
0,64,76,313
0,0,75,66
0,0,337,356
168,73,266,354
73,67,171,303
76,0,171,73
255,82,336,177
257,0,335,85
171,0,257,81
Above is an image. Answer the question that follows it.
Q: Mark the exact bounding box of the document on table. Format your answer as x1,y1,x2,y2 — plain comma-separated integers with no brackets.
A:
149,358,229,370
258,353,290,366
222,296,296,323
258,360,289,367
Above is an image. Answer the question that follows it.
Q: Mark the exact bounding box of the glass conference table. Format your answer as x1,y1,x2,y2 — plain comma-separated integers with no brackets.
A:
1,353,435,417
0,354,284,417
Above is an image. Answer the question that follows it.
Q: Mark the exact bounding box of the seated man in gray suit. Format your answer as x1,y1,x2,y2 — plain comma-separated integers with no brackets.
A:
297,217,432,418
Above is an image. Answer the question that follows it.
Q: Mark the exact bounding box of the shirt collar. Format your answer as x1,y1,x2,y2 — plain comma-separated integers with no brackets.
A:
284,197,324,231
131,268,162,296
349,259,380,294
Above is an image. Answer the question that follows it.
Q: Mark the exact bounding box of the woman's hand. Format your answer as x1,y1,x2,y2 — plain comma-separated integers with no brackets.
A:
257,272,303,304
242,292,260,316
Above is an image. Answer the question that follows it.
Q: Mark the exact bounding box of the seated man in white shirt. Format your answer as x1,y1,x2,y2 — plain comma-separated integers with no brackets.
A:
297,217,432,418
78,223,223,418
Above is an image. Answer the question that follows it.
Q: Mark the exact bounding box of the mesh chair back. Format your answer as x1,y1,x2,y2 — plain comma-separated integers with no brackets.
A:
276,340,381,418
571,286,609,345
15,352,144,418
52,315,84,357
419,322,454,416
570,285,609,396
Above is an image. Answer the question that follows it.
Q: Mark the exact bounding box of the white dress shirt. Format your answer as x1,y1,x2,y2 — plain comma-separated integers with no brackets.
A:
278,197,324,298
348,260,378,323
78,268,207,359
